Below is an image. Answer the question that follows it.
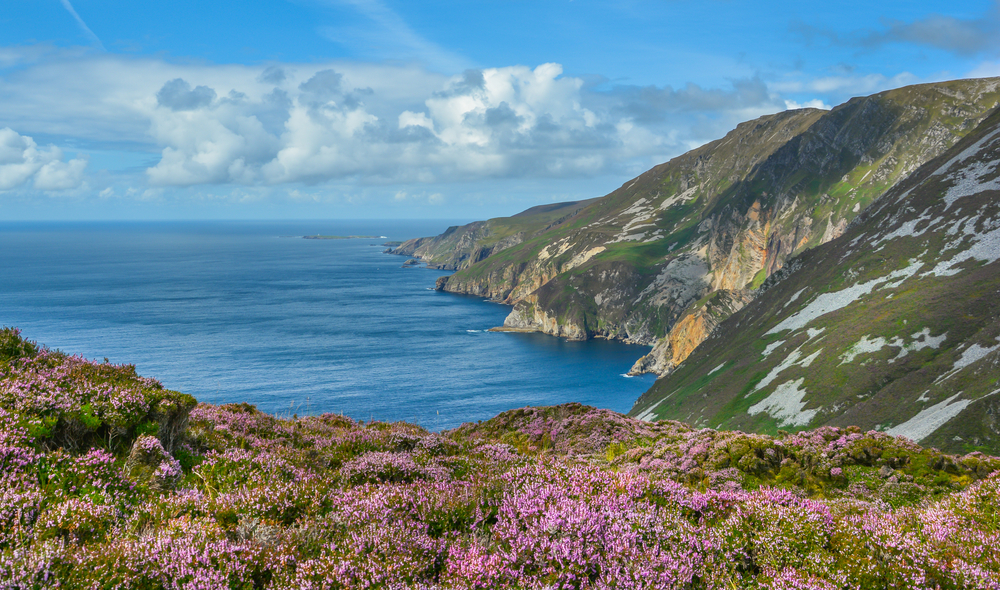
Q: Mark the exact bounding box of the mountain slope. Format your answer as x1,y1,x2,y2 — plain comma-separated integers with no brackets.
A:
629,105,1000,455
392,78,1000,375
390,198,599,270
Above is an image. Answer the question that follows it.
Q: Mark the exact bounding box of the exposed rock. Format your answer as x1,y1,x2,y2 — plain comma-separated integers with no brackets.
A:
630,289,754,375
632,104,1000,454
399,78,1000,375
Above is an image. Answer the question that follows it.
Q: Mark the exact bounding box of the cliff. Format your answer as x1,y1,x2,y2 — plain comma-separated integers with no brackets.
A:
394,78,1000,377
389,198,599,270
630,104,1000,454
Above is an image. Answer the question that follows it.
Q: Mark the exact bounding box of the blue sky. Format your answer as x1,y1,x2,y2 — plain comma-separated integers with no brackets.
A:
1,0,998,220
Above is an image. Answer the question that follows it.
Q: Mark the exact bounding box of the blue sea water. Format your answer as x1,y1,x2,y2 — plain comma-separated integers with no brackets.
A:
0,221,655,430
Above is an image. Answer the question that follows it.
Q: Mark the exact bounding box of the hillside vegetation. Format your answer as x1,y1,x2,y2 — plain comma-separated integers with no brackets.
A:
4,327,1000,588
631,95,1000,455
390,78,1000,379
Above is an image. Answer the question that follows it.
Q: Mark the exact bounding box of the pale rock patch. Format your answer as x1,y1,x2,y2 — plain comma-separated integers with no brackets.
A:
748,378,817,427
941,160,1000,210
563,246,606,272
885,393,972,442
892,328,947,361
756,345,822,391
762,340,785,358
872,208,935,247
935,338,1000,383
784,288,807,308
657,186,699,210
922,218,1000,278
767,259,924,335
841,335,901,365
931,125,1000,179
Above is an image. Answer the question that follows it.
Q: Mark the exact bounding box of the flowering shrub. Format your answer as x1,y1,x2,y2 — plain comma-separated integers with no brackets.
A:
2,328,1000,589
0,328,196,453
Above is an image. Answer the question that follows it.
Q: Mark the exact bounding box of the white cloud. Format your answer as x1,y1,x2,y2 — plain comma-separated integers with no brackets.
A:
784,98,832,110
967,61,1000,78
0,127,87,191
772,72,919,96
1,45,918,200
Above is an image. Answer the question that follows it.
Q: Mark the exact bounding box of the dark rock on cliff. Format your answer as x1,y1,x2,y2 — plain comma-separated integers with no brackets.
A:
399,78,1000,378
631,105,1000,454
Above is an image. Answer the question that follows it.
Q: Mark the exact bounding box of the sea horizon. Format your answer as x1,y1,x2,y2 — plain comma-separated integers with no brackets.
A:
0,219,655,430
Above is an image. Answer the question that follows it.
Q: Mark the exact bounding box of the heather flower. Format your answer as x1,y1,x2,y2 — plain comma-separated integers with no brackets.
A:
3,331,1000,589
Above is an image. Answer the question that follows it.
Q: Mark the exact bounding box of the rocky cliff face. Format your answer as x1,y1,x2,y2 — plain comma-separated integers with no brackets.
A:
400,78,1000,377
629,289,754,375
630,105,1000,454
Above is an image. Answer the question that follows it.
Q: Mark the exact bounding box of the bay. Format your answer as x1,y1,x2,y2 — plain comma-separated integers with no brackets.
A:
0,220,655,430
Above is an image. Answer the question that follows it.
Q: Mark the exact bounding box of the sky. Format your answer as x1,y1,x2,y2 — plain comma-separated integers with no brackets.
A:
1,0,998,220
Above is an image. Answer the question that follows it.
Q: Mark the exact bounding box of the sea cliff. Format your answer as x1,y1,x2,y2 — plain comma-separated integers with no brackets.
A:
389,78,1000,380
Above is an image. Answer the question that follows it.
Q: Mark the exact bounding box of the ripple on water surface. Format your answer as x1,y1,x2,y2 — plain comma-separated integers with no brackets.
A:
0,221,655,430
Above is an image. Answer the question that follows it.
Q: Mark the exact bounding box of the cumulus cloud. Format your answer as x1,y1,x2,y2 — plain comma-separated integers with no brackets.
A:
145,62,654,186
257,65,286,85
0,47,887,195
156,79,218,111
0,127,87,191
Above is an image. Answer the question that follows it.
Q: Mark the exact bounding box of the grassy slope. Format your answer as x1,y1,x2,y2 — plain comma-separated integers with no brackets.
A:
417,79,1000,352
390,197,600,269
632,106,1000,454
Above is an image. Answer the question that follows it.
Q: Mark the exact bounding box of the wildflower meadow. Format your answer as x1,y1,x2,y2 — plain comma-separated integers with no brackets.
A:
2,327,999,589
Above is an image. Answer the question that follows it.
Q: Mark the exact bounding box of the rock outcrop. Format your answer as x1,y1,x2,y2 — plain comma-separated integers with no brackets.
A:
629,289,753,375
396,78,1000,376
630,105,1000,454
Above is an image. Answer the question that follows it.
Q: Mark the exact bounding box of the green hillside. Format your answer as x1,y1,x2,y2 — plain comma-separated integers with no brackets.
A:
392,78,1000,378
630,105,1000,454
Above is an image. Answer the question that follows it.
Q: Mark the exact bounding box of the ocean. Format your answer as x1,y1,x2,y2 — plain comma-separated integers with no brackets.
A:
0,220,655,430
